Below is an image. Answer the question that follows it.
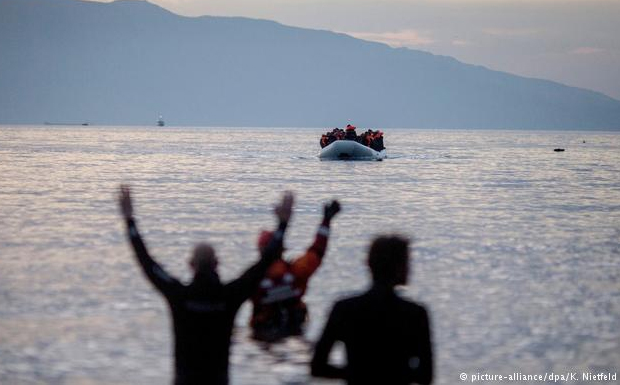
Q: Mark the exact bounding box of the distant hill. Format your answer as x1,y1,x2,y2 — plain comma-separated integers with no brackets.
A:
1,0,619,129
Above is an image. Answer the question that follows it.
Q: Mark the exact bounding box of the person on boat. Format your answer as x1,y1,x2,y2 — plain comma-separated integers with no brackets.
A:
359,130,367,146
345,124,358,141
119,185,293,385
331,128,343,141
250,200,341,341
326,131,337,146
370,130,385,151
320,134,328,148
337,128,346,140
361,129,374,147
311,235,433,385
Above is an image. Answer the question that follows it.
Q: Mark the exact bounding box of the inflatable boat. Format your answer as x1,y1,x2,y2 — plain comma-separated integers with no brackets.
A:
319,140,386,161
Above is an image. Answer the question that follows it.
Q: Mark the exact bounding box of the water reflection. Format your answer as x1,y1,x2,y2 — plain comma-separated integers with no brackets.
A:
0,126,619,384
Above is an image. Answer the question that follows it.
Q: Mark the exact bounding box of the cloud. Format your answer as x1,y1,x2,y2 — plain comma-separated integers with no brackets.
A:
569,47,605,55
345,29,435,48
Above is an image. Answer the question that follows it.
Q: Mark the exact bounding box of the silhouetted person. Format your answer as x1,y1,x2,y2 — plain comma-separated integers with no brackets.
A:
119,185,293,385
311,235,433,385
250,200,341,341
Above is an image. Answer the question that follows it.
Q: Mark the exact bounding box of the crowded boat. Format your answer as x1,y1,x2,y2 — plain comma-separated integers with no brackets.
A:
320,124,385,151
319,124,387,160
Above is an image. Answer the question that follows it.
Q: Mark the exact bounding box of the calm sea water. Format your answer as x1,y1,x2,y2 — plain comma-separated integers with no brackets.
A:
1,126,619,385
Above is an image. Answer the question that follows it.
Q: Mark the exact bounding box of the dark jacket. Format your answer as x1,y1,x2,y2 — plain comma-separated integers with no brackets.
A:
371,136,385,151
311,286,433,385
126,219,285,385
345,130,357,141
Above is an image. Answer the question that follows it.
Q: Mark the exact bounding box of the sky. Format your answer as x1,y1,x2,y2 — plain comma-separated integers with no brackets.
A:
86,0,620,100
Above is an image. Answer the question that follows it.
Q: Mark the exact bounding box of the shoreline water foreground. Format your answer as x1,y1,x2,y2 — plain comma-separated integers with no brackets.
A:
0,126,618,384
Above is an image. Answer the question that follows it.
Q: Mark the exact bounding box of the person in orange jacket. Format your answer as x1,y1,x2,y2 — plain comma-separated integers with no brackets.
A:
362,129,374,147
320,134,328,148
250,200,341,341
371,130,385,151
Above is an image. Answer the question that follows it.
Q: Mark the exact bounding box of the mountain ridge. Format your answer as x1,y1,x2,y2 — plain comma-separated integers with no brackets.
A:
1,0,619,129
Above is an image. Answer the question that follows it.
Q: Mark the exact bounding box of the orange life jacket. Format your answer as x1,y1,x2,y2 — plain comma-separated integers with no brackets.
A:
251,250,321,327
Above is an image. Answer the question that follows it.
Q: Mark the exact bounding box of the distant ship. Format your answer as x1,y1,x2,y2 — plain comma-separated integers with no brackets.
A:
157,115,165,127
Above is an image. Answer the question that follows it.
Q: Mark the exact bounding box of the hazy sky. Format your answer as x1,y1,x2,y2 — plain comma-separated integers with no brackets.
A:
86,0,620,100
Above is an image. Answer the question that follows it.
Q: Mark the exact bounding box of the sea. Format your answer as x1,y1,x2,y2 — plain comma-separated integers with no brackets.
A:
0,126,619,385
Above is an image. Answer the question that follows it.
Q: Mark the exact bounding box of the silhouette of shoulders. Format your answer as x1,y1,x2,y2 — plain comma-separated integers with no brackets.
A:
312,286,433,385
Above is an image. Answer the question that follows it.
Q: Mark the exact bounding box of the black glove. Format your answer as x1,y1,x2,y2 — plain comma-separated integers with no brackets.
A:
323,200,341,221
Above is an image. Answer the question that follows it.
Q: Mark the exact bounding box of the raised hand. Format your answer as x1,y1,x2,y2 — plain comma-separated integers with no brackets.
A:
323,200,341,221
275,191,294,223
119,184,134,220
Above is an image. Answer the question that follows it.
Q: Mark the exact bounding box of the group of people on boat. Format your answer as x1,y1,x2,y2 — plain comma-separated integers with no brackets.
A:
119,187,432,385
320,124,386,152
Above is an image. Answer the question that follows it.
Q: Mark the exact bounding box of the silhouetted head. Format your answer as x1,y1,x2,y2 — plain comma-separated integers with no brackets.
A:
190,243,218,274
257,230,284,257
367,235,410,287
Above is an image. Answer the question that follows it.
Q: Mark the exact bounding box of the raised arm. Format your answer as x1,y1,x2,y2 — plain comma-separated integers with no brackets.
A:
119,185,182,298
308,200,340,258
226,191,294,304
290,200,340,280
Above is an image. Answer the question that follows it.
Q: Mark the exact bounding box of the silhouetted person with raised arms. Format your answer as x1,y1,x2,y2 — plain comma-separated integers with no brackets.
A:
250,200,341,341
119,185,293,385
311,235,433,385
